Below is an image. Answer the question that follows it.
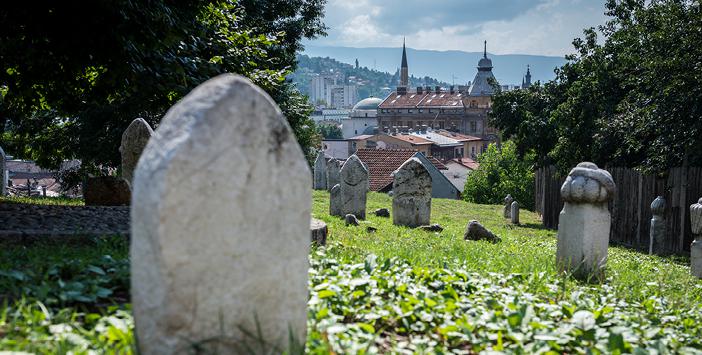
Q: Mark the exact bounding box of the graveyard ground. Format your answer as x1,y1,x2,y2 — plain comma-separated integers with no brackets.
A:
1,192,702,353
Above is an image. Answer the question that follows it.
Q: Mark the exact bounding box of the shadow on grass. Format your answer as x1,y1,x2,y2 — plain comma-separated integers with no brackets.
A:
518,222,552,231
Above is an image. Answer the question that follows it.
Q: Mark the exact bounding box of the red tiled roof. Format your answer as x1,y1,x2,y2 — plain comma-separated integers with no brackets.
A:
379,91,466,109
355,149,417,191
453,157,480,170
434,130,484,142
427,156,448,170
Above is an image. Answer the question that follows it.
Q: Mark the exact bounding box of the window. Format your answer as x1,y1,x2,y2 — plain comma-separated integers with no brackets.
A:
471,147,475,156
354,130,358,134
365,113,368,117
470,121,477,132
408,109,413,113
460,148,464,156
419,109,424,113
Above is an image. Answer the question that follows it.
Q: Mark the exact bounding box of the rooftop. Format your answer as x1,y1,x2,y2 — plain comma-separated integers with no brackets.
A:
355,149,444,191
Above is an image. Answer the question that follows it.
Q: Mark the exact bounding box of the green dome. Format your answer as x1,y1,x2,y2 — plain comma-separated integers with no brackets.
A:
352,97,382,111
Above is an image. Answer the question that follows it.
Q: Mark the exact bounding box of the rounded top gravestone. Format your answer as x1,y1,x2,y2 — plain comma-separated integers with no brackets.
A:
120,117,154,185
131,74,311,354
560,162,615,204
651,196,666,216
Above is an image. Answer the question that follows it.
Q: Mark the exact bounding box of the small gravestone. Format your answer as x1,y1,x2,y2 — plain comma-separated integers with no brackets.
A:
374,208,390,218
340,155,368,219
392,157,431,227
510,201,520,224
326,159,341,192
131,74,310,353
313,151,327,190
690,198,702,278
329,184,342,217
311,218,328,246
464,220,501,243
120,117,153,185
503,194,514,218
84,176,131,206
649,196,666,255
0,146,6,196
345,213,360,226
556,162,615,280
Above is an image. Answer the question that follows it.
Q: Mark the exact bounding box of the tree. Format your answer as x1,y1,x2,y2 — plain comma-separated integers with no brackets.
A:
317,124,343,139
463,141,535,211
0,0,325,170
489,0,702,173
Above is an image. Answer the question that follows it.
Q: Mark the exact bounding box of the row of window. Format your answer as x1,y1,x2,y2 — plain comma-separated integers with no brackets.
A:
379,121,483,133
379,108,464,114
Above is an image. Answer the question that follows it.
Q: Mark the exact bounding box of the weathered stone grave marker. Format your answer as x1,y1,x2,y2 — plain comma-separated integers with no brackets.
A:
0,146,6,196
120,117,153,185
503,194,514,218
313,151,327,190
326,159,341,192
690,198,702,278
649,196,666,255
556,162,615,280
339,154,368,219
131,74,310,353
329,183,342,217
511,201,520,225
392,157,431,227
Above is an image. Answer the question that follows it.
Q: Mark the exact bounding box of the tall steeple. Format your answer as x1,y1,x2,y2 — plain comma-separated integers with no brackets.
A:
522,65,532,88
400,38,409,89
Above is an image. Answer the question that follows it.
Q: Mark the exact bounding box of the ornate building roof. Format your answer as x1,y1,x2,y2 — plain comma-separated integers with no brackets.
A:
468,41,498,97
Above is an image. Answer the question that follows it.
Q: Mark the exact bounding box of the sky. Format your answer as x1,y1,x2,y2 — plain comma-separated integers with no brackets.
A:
307,0,608,57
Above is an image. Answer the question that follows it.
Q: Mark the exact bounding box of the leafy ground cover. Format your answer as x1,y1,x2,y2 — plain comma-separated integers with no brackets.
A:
1,192,701,353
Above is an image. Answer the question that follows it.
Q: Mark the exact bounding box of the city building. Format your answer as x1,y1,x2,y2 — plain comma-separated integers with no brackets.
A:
310,109,350,124
376,40,500,143
341,97,382,138
443,157,480,193
308,73,358,109
521,65,532,89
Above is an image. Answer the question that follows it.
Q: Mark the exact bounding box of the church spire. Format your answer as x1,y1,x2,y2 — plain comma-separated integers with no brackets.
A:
399,37,409,89
483,40,487,58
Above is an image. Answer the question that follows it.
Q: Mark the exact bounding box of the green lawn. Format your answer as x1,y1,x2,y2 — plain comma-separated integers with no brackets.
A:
1,191,701,353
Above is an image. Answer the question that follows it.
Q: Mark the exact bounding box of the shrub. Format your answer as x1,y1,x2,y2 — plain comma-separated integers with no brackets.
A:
463,141,535,210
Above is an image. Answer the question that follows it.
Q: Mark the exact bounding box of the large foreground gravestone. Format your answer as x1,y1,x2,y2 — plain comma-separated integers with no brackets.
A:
392,157,431,227
339,155,368,219
649,196,666,255
120,117,153,185
313,151,327,190
690,198,702,278
556,162,615,280
131,74,311,354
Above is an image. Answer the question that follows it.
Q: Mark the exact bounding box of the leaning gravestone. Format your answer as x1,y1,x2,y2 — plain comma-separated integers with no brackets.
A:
339,155,368,219
326,159,341,192
503,194,514,218
120,117,153,185
556,162,615,280
329,184,342,217
0,146,6,196
690,198,702,278
131,74,311,354
313,151,327,190
392,157,431,227
649,196,666,255
510,201,520,225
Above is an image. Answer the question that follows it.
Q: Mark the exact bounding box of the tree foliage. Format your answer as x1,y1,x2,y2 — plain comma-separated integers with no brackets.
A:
490,0,702,173
463,141,535,211
0,0,326,169
317,124,343,139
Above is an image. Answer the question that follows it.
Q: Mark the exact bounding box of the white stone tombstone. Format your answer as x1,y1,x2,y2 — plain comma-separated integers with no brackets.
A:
690,198,702,278
503,194,514,218
326,159,341,192
556,162,615,280
0,146,6,196
120,117,154,185
392,157,432,227
649,196,666,255
313,151,327,190
339,155,368,219
131,74,311,354
510,201,520,225
329,183,342,217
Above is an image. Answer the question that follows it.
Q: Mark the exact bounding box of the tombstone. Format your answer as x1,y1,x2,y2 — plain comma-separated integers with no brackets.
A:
339,155,368,219
326,159,341,192
0,146,5,196
511,201,520,225
120,117,154,185
310,218,328,246
556,162,615,280
690,198,702,278
313,151,327,190
649,196,666,255
392,157,431,227
131,74,310,354
329,184,342,217
503,194,514,218
464,220,501,243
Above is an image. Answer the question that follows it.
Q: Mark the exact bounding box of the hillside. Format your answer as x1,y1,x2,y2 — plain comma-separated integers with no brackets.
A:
303,45,568,86
290,54,450,101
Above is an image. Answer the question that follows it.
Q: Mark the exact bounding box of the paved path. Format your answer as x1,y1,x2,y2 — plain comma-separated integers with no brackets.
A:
0,203,129,241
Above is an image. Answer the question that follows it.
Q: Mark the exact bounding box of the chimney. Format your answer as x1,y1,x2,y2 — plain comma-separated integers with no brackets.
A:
397,86,407,95
425,86,432,93
420,125,427,134
435,86,441,93
417,86,423,94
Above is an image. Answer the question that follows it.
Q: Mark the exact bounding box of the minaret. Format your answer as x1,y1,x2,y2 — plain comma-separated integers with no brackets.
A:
400,38,409,89
524,65,532,88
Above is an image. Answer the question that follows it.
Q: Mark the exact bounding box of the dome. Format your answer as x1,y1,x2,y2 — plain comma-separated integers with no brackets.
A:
478,57,493,69
352,97,383,111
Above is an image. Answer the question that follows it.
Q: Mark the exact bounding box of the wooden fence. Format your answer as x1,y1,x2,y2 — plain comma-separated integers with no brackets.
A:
535,166,702,255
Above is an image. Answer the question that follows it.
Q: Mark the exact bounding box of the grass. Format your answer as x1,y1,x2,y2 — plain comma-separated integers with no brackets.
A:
0,196,85,206
1,191,701,353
